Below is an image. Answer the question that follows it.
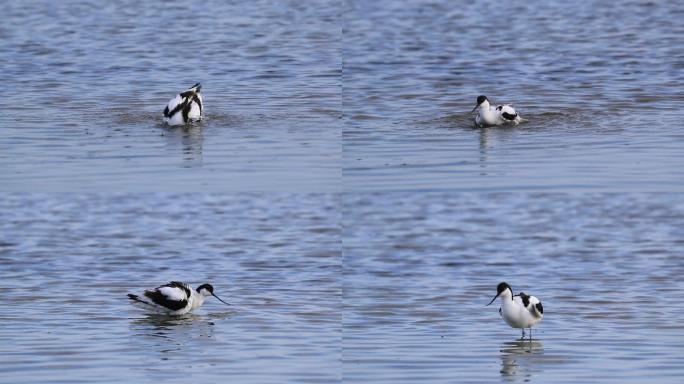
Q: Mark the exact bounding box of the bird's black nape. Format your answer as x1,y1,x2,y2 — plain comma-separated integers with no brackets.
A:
198,284,231,306
486,282,512,306
471,95,489,113
496,282,512,294
196,283,214,293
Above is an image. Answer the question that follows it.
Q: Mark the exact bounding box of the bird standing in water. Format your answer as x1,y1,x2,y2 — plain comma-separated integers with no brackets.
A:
486,282,543,340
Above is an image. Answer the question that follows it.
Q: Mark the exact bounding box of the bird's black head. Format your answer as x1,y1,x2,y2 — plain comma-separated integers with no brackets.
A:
486,282,512,306
191,83,201,92
196,283,214,294
197,283,231,305
496,282,511,294
476,95,488,105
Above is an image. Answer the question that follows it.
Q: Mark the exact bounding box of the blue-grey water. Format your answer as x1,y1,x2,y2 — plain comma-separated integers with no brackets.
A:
2,0,684,383
0,194,341,384
0,0,340,192
343,193,684,383
343,0,684,191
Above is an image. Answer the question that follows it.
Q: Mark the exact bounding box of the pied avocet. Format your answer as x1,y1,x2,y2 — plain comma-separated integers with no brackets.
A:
128,281,229,315
163,83,203,126
471,95,522,127
486,282,544,340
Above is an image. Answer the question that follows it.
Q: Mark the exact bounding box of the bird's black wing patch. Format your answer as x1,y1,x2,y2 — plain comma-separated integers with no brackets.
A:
144,282,191,311
180,90,195,99
535,302,544,314
166,99,188,119
182,100,192,123
502,112,517,120
496,105,503,111
163,106,170,118
518,292,530,308
144,289,188,311
162,281,192,298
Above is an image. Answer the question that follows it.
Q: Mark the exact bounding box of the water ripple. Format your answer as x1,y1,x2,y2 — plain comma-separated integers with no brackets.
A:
343,193,684,383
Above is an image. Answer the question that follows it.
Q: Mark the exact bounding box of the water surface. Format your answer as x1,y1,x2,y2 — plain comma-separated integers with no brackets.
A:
0,194,341,383
343,0,684,191
0,0,340,191
343,193,684,383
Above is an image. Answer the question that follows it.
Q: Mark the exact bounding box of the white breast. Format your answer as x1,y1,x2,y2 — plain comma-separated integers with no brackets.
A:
476,107,500,126
501,296,542,329
189,293,205,310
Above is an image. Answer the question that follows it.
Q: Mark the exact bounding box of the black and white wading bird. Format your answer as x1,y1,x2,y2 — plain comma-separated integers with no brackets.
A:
128,281,229,315
163,83,203,126
471,95,522,127
486,282,544,340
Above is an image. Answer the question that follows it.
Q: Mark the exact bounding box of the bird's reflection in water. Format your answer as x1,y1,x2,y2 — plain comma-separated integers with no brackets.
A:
130,313,216,360
163,124,204,166
133,313,206,328
478,127,493,175
500,339,544,381
477,126,518,176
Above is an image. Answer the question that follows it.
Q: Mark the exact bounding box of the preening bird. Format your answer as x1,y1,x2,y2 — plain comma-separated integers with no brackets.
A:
471,95,522,127
128,281,229,315
163,83,203,126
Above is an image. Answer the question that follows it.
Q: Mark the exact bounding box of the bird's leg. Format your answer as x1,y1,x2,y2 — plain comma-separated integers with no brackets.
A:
529,328,532,342
521,328,525,339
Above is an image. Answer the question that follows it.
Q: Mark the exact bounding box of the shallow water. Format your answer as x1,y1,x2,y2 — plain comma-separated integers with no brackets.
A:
2,1,684,383
0,194,341,384
343,0,684,191
0,0,340,191
343,193,684,383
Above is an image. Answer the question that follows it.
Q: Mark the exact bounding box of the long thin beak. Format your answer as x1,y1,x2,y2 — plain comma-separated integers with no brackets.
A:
212,293,231,305
485,293,500,306
471,104,479,113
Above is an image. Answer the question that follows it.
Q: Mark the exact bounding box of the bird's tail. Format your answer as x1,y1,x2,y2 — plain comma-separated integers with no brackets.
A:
179,83,201,98
127,294,155,310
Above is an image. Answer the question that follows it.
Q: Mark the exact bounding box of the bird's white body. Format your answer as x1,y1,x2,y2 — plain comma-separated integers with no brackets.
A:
163,83,203,126
488,282,543,339
473,99,522,127
498,289,543,329
128,281,229,315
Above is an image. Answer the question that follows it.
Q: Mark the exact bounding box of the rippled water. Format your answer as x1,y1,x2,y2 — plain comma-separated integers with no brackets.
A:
0,194,341,383
0,0,340,191
343,193,684,383
2,1,683,383
343,0,684,191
